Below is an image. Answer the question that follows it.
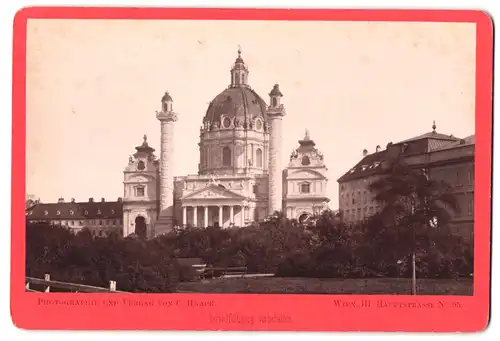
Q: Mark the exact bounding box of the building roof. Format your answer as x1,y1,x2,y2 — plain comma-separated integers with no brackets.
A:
338,126,471,183
26,200,123,220
298,129,315,148
393,129,460,155
396,131,459,144
161,91,173,103
392,121,460,153
432,134,475,151
337,150,388,183
134,134,155,156
269,84,283,97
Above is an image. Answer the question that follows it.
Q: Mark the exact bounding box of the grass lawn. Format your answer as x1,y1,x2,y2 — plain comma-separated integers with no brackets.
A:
177,277,473,295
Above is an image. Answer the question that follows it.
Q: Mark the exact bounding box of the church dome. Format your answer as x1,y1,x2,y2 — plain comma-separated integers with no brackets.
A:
204,87,268,128
202,48,268,129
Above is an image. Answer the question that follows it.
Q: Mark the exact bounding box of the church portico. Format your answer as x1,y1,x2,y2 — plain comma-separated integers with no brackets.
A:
181,203,247,228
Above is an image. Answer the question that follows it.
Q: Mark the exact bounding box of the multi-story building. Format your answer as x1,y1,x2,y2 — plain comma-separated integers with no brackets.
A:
26,197,123,237
337,123,474,241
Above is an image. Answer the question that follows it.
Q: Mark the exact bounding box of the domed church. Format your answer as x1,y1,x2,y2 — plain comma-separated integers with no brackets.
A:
122,49,330,238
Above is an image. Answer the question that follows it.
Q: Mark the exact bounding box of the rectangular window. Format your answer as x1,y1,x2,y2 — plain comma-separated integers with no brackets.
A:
135,187,145,197
468,169,474,185
300,183,310,194
468,196,474,216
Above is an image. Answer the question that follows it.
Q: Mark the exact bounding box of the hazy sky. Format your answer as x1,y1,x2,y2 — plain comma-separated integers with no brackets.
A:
26,19,476,208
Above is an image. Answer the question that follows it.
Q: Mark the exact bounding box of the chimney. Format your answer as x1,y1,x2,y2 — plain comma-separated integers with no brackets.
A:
117,197,123,202
89,197,94,203
57,197,64,203
376,145,381,153
70,198,75,203
362,149,368,157
101,198,105,202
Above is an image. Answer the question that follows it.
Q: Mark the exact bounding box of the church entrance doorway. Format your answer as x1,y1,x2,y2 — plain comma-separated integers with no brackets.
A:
135,215,147,239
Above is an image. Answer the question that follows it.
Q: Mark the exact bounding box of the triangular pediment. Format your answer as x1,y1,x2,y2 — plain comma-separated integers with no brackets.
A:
182,185,246,200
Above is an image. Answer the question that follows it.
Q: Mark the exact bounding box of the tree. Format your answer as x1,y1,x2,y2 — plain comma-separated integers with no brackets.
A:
25,222,179,293
368,156,460,292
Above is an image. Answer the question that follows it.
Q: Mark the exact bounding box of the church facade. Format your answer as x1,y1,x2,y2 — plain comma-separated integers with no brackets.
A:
122,49,330,238
26,50,330,238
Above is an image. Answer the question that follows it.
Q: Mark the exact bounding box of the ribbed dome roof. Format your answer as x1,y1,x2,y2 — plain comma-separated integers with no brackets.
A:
204,86,268,126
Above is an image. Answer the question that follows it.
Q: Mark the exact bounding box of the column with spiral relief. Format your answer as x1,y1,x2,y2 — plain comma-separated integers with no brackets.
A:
155,91,178,235
266,84,286,216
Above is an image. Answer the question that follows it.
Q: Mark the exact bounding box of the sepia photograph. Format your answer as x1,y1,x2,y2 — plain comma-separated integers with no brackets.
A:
24,18,476,296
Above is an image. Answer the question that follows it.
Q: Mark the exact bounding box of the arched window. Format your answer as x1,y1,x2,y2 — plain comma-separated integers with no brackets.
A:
272,97,277,107
301,156,310,166
235,74,240,85
222,147,232,167
256,148,263,168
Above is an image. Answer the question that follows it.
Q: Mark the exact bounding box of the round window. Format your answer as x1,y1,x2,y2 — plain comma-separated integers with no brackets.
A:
223,117,232,128
256,120,263,130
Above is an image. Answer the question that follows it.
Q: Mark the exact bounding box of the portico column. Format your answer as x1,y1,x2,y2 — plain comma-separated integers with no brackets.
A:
204,206,209,228
240,206,245,227
230,205,234,225
218,205,223,227
193,206,198,227
182,206,187,226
